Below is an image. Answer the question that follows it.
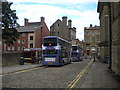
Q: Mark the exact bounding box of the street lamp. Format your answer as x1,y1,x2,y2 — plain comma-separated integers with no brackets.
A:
105,14,111,69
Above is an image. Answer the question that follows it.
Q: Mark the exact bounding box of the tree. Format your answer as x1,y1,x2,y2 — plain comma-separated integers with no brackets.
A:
2,1,20,45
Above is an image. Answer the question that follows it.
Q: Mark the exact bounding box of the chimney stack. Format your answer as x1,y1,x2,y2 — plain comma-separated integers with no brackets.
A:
41,16,45,23
62,16,67,26
68,20,72,28
24,18,28,26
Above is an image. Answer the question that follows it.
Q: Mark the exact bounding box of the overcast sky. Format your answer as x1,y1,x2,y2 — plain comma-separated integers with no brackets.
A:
7,0,100,41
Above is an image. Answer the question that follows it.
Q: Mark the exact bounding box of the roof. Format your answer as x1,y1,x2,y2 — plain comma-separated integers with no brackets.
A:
84,26,100,30
17,22,41,33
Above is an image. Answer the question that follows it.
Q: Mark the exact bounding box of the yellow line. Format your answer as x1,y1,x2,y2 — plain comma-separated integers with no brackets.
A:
66,60,93,89
1,66,44,76
67,69,84,88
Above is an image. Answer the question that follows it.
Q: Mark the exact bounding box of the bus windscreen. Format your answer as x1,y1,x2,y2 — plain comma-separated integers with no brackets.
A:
44,38,57,46
72,46,77,51
43,50,57,54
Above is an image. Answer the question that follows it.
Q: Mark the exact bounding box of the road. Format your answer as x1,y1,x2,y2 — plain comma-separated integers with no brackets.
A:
2,59,119,89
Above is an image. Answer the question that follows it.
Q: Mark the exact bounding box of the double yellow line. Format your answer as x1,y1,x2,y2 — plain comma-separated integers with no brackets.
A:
66,60,93,89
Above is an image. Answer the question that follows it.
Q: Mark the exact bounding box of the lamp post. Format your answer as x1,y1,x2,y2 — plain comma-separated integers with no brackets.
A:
105,15,110,67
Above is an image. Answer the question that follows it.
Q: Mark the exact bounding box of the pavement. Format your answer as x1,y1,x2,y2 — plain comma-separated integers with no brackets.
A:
79,58,120,88
1,63,42,75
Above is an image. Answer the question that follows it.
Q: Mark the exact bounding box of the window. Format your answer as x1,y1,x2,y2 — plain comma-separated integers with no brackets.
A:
17,46,20,51
43,50,57,54
18,40,20,44
57,23,59,28
58,32,59,35
86,47,90,50
30,43,33,48
12,46,14,51
97,37,100,42
97,31,100,35
92,37,95,43
86,38,90,43
22,40,25,44
8,46,11,51
91,46,96,51
22,33,26,37
22,47,25,50
86,32,89,35
30,36,33,40
92,31,95,36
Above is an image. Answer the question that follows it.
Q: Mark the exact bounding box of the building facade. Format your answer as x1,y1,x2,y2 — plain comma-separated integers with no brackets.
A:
75,39,84,49
2,17,50,52
84,25,100,57
97,2,120,76
50,16,76,45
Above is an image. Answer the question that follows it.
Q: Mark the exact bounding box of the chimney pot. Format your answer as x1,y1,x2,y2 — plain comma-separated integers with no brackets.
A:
90,24,92,27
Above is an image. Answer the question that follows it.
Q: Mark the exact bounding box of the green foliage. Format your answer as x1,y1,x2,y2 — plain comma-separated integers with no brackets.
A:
2,1,20,45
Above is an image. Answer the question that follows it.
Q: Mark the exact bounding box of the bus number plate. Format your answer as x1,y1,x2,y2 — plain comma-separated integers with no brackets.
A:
45,58,55,61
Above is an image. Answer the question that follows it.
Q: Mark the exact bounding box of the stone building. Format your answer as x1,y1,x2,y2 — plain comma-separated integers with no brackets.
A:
75,39,84,49
2,17,50,52
50,16,76,44
84,24,100,57
97,2,120,76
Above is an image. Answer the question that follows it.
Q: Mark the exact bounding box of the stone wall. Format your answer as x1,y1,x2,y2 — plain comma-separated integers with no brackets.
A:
111,13,120,75
2,52,21,66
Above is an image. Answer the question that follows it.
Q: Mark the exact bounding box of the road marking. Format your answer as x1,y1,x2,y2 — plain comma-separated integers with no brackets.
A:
0,65,44,76
66,60,93,89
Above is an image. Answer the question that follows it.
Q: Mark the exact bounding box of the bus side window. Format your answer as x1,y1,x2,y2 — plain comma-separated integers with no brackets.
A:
62,52,68,58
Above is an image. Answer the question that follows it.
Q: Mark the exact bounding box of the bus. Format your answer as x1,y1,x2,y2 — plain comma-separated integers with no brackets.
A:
42,36,71,66
19,48,42,65
71,45,83,62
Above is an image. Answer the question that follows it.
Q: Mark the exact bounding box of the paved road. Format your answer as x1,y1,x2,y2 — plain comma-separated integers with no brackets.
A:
2,59,119,89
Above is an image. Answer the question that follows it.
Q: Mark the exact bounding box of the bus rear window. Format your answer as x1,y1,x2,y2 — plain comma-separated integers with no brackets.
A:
44,38,57,46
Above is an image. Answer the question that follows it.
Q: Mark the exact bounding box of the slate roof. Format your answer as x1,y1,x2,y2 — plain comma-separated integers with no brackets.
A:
17,22,41,33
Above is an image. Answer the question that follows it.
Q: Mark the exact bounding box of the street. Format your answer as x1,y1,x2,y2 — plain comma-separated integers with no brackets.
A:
2,58,119,89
